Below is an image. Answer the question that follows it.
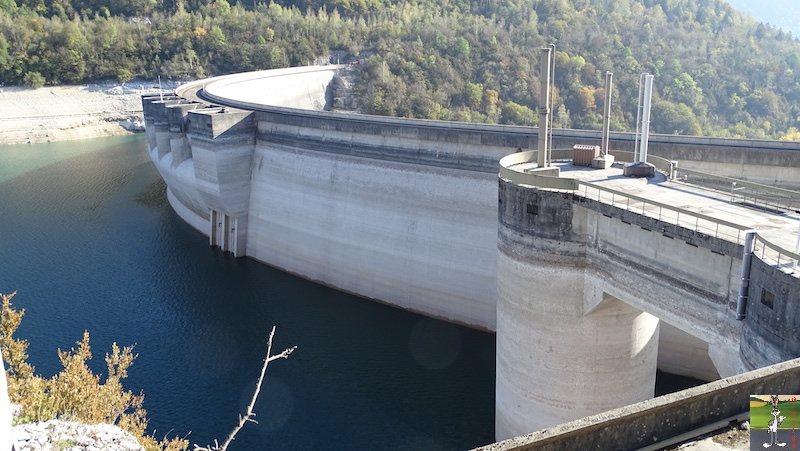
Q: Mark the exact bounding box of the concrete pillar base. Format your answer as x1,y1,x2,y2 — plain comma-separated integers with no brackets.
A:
496,249,659,440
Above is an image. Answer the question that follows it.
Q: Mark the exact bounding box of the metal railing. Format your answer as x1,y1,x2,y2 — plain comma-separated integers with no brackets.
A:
674,167,800,213
753,234,800,276
576,182,749,244
499,149,800,277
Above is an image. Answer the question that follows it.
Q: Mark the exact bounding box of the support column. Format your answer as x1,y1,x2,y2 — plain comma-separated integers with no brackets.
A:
496,181,659,440
496,250,659,438
210,209,246,256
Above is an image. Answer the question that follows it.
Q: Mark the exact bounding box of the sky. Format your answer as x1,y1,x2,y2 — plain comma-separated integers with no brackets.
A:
725,0,800,38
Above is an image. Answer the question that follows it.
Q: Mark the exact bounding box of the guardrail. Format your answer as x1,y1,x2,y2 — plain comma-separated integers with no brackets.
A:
674,166,800,212
500,149,800,276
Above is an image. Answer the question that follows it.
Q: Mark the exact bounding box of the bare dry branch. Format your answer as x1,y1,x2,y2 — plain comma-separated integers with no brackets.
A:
194,326,296,451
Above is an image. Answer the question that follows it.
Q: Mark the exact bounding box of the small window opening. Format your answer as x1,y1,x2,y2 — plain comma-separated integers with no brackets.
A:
761,289,775,309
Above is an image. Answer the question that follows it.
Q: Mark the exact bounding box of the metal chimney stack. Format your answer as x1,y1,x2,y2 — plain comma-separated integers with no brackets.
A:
637,73,654,163
537,47,553,168
624,73,656,177
601,71,613,157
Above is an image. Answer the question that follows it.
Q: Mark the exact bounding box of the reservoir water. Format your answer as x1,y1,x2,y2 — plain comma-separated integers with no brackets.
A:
0,135,496,450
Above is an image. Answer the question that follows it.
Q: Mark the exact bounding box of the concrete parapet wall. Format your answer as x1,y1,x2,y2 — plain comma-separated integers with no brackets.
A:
198,66,345,111
478,357,800,451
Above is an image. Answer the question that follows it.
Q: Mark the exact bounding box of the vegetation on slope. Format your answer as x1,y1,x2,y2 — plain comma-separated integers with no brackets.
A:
1,292,188,451
1,0,800,139
2,291,295,451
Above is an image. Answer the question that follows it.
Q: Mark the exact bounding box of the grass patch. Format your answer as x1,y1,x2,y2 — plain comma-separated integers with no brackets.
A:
751,401,800,430
57,439,77,450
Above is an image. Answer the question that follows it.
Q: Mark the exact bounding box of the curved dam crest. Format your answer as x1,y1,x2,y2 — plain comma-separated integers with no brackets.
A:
143,66,800,444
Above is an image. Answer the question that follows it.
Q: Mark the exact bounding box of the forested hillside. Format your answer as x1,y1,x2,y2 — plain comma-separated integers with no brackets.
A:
2,0,800,139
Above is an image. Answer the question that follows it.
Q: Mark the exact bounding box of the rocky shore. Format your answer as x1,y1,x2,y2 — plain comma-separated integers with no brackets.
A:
12,420,144,451
0,80,177,146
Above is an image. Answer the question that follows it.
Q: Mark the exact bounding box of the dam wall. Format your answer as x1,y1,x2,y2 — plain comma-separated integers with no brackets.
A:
143,66,541,330
143,67,800,444
245,139,498,329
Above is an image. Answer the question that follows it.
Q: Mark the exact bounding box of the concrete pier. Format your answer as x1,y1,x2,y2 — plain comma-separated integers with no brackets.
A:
496,241,660,436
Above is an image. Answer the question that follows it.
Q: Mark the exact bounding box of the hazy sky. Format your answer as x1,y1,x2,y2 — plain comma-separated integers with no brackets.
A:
725,0,800,37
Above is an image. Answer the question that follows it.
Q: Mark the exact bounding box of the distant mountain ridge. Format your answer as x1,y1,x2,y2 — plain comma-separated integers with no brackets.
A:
726,0,800,37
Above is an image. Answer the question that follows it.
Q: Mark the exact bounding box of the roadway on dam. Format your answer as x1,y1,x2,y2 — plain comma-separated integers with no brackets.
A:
509,160,800,264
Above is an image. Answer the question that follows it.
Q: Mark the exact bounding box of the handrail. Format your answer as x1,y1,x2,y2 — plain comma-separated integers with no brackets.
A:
753,234,800,274
577,183,750,233
499,150,579,191
500,150,799,276
676,166,800,203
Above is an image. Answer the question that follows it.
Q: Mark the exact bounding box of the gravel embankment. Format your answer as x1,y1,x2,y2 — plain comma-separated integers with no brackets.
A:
0,80,177,145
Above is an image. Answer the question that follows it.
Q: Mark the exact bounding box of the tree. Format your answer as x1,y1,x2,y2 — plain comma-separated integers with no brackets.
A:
666,72,703,109
212,0,230,17
195,326,295,451
500,101,535,126
2,292,295,451
464,82,482,109
1,292,185,451
23,72,46,88
117,68,133,82
577,85,596,112
651,100,701,135
453,36,469,58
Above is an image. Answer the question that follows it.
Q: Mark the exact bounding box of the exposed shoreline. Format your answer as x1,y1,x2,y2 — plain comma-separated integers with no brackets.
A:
0,80,177,146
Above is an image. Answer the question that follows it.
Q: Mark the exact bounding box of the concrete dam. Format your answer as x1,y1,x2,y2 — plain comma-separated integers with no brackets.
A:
142,65,800,447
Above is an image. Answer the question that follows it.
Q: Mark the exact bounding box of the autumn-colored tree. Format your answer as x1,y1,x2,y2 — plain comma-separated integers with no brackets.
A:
0,292,187,451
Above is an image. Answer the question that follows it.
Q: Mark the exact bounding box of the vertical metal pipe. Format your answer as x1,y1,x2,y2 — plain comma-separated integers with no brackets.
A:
737,230,757,321
537,47,552,168
639,74,654,163
601,71,613,156
548,44,556,166
634,73,644,162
